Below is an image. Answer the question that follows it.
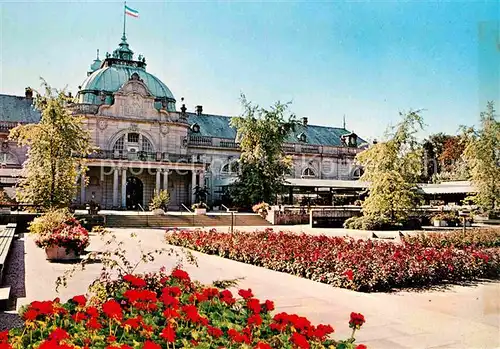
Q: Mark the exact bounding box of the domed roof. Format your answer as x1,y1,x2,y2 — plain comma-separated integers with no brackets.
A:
77,35,176,111
79,65,175,100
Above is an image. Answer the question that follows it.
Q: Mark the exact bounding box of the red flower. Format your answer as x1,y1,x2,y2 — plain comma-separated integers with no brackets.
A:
264,300,275,311
349,312,365,329
142,341,162,349
255,343,272,349
247,314,263,326
343,269,354,281
356,345,367,349
0,331,8,343
0,344,12,349
238,288,254,299
87,317,102,330
107,335,117,343
207,326,224,338
71,295,87,306
220,289,236,305
49,328,69,343
290,332,310,349
102,300,123,321
247,298,261,314
160,324,176,342
123,274,147,288
171,269,190,281
86,306,99,318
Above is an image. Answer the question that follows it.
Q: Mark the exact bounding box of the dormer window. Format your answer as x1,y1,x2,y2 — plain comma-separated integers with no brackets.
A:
297,132,307,143
190,123,200,133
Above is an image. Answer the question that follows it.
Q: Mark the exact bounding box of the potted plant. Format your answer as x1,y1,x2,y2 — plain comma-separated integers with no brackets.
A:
149,189,170,215
86,200,101,215
252,202,270,219
431,213,448,227
29,209,90,261
192,202,207,215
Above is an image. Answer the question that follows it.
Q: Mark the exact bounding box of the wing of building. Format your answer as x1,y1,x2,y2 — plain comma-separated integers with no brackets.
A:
0,35,368,210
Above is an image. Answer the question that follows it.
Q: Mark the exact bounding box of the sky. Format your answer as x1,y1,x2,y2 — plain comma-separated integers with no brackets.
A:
0,0,499,142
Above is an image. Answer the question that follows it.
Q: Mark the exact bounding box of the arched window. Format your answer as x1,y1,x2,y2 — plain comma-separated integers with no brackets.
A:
0,152,18,166
221,161,239,175
352,168,364,179
112,132,154,153
302,167,316,177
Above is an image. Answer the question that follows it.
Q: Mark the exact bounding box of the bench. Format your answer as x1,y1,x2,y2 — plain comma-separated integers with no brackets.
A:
0,223,16,310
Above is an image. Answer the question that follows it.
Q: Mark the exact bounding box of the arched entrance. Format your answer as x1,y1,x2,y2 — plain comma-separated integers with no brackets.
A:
126,177,143,210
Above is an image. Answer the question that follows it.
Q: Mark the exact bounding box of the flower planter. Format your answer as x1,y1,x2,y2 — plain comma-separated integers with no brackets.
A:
45,246,78,261
152,208,165,215
433,220,448,227
194,208,206,215
259,210,268,219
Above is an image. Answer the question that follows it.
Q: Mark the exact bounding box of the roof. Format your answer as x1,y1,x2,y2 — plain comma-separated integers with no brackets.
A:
419,181,476,194
285,178,369,188
187,113,365,147
79,65,175,103
0,94,40,123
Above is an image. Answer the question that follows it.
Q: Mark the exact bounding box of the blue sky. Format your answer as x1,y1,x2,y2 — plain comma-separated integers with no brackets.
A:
0,0,498,141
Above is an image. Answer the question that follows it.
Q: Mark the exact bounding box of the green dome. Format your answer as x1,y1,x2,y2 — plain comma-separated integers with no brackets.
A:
77,36,176,112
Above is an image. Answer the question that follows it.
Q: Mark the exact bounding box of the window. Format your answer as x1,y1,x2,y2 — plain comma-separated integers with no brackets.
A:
353,168,364,179
302,167,315,177
141,136,154,153
221,161,239,174
0,152,18,165
128,133,139,143
113,135,125,152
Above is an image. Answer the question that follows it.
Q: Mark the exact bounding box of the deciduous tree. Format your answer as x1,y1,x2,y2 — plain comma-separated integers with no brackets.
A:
356,110,424,222
229,95,297,207
9,80,93,210
463,101,500,213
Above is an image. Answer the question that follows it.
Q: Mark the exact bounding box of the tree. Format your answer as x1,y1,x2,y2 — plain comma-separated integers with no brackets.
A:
421,132,450,180
229,95,297,207
463,101,500,213
356,110,424,222
9,80,93,210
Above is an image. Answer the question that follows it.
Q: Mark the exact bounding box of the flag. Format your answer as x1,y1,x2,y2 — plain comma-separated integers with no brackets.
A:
125,5,139,18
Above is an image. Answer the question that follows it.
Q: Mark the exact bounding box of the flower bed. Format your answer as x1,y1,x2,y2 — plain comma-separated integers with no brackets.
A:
4,269,366,349
165,229,500,292
403,228,500,249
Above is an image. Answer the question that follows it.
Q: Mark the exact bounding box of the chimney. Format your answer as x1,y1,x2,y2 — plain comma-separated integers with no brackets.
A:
25,87,33,99
196,105,203,116
302,117,308,126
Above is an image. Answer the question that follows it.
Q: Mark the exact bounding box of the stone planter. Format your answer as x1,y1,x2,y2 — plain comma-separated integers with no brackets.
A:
433,220,448,227
194,208,206,215
152,208,165,215
45,246,78,261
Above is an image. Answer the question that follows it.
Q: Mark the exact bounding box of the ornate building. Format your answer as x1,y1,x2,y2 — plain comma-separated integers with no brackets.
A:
0,35,366,210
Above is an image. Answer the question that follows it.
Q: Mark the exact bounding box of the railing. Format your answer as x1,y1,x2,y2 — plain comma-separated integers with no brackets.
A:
0,121,22,132
181,203,196,226
82,150,203,164
68,104,99,115
188,136,213,147
301,145,320,154
219,140,238,148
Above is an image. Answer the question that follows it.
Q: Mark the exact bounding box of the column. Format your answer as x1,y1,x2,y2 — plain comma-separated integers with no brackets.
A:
191,170,197,204
156,169,161,194
80,172,86,204
199,170,205,189
162,168,169,191
112,168,119,207
121,168,127,208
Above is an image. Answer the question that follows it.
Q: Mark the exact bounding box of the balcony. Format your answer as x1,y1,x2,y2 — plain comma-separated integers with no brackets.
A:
82,150,202,163
69,104,99,115
188,136,239,149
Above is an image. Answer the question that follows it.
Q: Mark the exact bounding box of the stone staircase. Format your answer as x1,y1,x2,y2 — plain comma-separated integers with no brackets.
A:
105,213,270,228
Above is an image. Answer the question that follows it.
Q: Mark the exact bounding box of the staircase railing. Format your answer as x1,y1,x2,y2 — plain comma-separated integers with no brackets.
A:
181,204,195,226
221,204,235,233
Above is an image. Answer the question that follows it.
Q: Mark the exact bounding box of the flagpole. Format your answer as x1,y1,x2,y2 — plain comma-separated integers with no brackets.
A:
123,1,126,38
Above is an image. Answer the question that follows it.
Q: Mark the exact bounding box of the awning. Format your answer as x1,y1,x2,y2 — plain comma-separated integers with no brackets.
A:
419,181,475,194
284,178,368,189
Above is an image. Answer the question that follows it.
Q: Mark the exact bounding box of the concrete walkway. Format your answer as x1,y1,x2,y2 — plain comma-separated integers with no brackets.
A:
12,228,500,348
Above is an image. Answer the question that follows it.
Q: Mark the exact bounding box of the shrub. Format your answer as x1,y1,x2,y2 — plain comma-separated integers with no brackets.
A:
149,189,170,211
166,229,500,292
431,212,460,226
404,228,500,249
28,208,72,236
343,215,391,230
5,270,366,349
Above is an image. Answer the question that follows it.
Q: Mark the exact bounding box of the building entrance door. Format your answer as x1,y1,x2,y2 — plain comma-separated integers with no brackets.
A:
126,177,143,210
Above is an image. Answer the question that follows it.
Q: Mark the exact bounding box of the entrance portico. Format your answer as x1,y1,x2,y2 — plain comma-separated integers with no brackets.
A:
77,157,205,210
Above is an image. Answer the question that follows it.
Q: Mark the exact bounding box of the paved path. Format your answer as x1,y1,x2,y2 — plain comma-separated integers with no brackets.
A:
12,228,500,348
